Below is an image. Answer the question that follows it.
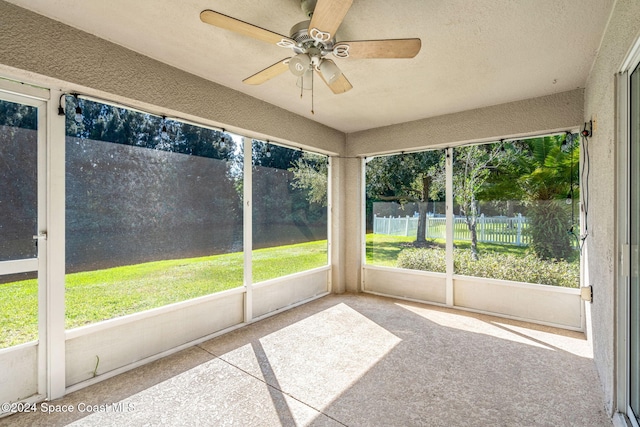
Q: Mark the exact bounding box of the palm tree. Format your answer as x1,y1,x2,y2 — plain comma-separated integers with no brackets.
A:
517,134,579,260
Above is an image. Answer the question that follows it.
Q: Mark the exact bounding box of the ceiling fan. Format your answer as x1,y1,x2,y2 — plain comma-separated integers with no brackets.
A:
200,0,421,99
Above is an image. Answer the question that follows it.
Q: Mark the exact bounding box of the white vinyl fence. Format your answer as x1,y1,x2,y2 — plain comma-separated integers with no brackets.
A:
373,213,529,246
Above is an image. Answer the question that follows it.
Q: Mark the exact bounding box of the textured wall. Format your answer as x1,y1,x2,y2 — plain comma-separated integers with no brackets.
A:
0,1,344,154
330,157,346,293
583,0,640,415
346,89,584,156
343,157,363,293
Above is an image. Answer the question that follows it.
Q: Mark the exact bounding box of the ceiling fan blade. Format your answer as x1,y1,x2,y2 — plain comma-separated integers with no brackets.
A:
333,39,422,59
243,59,291,85
308,0,353,43
200,10,294,47
317,67,353,94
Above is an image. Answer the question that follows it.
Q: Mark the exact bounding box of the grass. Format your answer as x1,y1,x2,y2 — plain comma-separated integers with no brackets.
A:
253,242,327,282
2,234,577,348
0,240,327,348
366,233,531,267
366,234,415,267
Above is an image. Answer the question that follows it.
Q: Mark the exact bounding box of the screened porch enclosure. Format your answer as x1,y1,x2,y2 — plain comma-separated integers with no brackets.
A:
0,84,587,414
4,0,639,423
0,83,587,415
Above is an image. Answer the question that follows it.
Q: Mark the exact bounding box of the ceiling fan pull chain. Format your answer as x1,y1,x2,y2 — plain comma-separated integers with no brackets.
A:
311,70,315,115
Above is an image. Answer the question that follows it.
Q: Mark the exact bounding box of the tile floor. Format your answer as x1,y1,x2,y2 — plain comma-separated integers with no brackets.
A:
1,293,611,426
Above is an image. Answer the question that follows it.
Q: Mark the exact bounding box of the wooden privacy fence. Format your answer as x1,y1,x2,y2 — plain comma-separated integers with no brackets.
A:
373,214,530,246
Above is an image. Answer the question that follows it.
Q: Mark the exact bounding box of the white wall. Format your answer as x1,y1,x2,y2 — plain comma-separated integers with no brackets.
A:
252,269,329,318
65,292,244,386
583,0,640,415
0,344,38,403
362,267,583,330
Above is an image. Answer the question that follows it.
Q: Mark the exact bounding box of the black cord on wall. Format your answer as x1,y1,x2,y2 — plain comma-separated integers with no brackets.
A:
580,121,591,253
566,132,581,249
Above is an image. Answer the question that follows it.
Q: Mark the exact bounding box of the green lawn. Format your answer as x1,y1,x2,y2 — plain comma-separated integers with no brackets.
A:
366,233,531,267
0,240,327,348
1,234,577,348
366,234,415,267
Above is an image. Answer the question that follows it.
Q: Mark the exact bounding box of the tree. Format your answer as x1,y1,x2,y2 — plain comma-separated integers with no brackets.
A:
0,100,37,130
452,143,509,260
460,135,579,261
251,142,304,226
517,134,579,260
65,96,240,162
251,143,328,245
288,150,445,245
366,151,444,245
289,152,328,207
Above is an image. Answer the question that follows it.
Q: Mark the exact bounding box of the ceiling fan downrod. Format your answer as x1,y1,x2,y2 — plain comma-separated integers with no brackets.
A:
301,0,317,18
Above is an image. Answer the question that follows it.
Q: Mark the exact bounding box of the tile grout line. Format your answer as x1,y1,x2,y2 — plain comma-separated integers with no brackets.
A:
196,344,349,427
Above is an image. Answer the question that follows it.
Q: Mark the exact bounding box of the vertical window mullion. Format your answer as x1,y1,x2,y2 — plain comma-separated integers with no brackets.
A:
243,136,253,323
445,147,454,306
47,90,66,400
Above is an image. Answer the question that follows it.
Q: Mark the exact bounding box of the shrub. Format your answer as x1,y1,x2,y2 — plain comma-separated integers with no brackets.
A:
396,248,446,273
528,201,573,260
397,247,579,288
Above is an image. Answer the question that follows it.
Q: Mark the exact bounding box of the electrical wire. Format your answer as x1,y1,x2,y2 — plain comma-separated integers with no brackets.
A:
580,123,591,253
311,70,315,115
566,132,580,248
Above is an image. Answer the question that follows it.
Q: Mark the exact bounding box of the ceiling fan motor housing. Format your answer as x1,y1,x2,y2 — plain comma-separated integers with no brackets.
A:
290,20,335,56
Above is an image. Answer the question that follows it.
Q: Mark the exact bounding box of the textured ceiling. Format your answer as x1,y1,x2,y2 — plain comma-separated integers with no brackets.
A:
7,0,614,133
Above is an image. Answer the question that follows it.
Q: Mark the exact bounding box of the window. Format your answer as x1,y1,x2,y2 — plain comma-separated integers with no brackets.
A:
0,98,38,348
365,135,580,290
365,151,446,272
252,141,328,283
65,97,244,328
452,137,579,288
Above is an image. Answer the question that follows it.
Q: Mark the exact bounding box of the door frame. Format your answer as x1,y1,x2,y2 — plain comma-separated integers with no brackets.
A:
0,79,49,404
617,36,640,427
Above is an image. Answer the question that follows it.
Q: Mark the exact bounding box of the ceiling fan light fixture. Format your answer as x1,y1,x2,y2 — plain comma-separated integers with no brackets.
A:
289,53,312,76
319,59,342,84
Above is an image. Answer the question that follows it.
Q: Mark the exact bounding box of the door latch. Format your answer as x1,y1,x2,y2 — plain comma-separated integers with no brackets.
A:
32,232,47,247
